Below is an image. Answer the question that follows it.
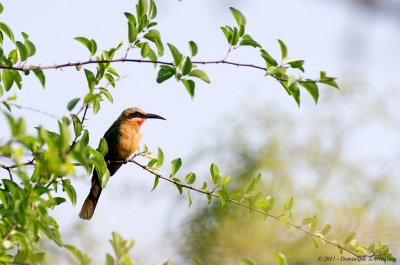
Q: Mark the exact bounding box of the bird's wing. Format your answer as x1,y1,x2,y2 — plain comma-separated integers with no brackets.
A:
103,121,120,158
103,121,124,176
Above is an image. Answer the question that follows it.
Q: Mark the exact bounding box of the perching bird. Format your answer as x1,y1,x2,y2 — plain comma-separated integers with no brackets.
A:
79,107,166,220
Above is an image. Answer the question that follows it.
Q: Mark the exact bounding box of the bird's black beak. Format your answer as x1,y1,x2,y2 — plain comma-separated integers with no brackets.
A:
144,113,166,120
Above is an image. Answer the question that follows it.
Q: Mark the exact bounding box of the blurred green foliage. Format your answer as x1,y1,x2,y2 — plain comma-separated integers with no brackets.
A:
177,85,399,264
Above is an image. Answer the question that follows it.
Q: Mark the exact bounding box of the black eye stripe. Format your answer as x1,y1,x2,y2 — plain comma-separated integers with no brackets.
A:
129,111,143,118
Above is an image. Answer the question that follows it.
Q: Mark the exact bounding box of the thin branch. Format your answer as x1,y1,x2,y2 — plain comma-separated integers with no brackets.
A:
6,167,13,181
0,59,335,84
3,103,60,119
2,223,17,242
0,159,36,171
126,158,365,259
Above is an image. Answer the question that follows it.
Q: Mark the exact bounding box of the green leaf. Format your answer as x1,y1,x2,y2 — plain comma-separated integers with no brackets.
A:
156,65,175,83
320,71,339,89
210,163,221,185
84,69,96,89
230,192,241,200
144,29,161,43
167,43,182,66
300,81,319,104
218,189,229,210
90,39,97,56
0,22,15,42
33,69,46,88
71,114,83,137
13,70,22,89
312,237,319,249
2,69,14,91
0,4,3,14
105,73,116,87
137,0,148,17
8,49,18,64
192,257,205,265
63,183,77,206
67,97,80,111
148,158,158,168
286,59,305,72
182,79,195,98
277,39,288,59
155,39,164,57
99,88,113,103
245,173,261,194
240,34,261,48
321,224,331,235
188,41,198,57
97,138,108,156
74,37,92,54
241,258,257,265
287,76,300,107
229,7,247,27
172,178,183,194
81,129,89,146
344,231,356,245
127,22,137,43
156,147,164,167
230,27,239,45
284,196,293,211
220,27,231,43
151,176,159,191
187,190,192,207
170,158,182,176
268,66,287,77
90,148,110,188
188,69,210,83
185,172,196,185
64,245,92,265
105,254,115,265
256,196,274,212
141,42,150,58
24,39,36,57
124,12,137,27
182,57,192,76
302,215,317,230
260,49,278,67
106,67,120,77
16,41,28,61
275,253,287,265
92,94,102,114
149,0,157,19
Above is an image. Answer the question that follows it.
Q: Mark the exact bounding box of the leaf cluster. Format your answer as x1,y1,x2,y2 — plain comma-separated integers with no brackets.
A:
220,8,338,106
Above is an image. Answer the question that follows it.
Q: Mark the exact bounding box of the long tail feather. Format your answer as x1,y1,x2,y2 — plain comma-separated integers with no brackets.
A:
79,171,102,220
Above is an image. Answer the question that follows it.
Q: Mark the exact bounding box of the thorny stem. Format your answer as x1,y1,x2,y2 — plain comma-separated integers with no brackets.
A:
0,59,335,84
126,157,365,259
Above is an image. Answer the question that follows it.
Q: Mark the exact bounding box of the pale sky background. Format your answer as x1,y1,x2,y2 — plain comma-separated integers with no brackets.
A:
1,0,400,264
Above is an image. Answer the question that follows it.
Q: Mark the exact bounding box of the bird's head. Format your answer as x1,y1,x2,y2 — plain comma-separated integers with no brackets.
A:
121,107,166,127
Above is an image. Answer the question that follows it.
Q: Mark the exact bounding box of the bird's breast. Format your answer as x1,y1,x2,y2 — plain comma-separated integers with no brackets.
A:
113,125,142,159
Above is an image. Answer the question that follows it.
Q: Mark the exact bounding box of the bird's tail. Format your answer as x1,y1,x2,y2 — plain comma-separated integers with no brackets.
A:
79,171,102,220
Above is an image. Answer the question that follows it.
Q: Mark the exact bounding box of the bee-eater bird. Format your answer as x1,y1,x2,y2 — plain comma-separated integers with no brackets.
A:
79,107,166,220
